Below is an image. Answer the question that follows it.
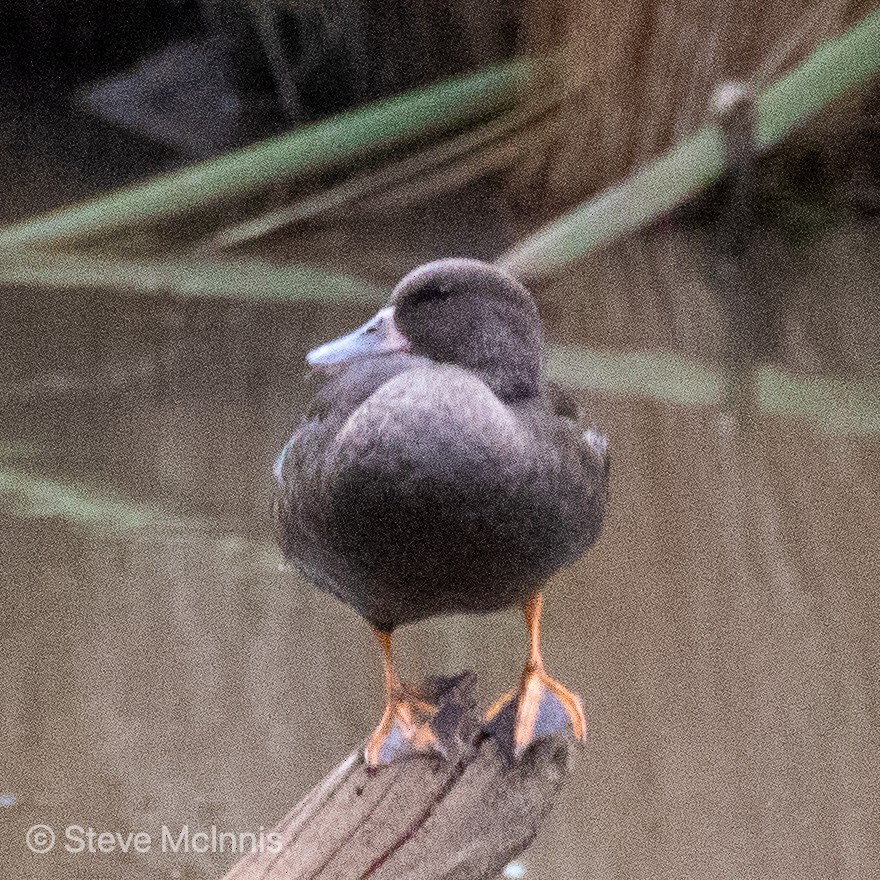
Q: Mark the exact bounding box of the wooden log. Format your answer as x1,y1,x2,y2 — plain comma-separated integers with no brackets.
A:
222,672,579,880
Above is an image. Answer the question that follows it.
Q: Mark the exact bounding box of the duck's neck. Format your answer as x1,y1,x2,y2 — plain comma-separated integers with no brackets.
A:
470,347,542,402
405,304,544,400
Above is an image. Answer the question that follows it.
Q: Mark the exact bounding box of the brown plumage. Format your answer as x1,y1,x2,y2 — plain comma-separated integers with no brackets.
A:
272,258,609,763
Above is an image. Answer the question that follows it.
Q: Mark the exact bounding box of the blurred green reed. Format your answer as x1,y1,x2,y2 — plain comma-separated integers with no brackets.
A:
0,11,876,268
0,461,282,567
0,251,385,304
0,465,192,531
0,60,534,251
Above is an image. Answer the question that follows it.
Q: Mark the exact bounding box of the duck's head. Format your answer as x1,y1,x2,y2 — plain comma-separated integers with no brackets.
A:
306,258,542,399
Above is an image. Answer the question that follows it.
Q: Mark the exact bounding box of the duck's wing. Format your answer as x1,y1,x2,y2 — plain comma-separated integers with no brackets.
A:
545,380,582,420
543,380,611,558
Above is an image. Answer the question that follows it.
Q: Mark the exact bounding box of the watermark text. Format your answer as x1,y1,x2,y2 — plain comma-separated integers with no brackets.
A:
26,823,283,856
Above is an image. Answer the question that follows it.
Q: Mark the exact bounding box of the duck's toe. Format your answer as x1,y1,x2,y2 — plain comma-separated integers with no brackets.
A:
486,666,586,757
364,685,442,766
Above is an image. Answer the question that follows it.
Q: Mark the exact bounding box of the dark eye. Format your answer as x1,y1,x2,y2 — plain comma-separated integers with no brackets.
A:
412,284,454,305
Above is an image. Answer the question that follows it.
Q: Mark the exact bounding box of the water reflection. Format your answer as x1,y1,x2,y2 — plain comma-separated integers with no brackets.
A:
2,230,879,880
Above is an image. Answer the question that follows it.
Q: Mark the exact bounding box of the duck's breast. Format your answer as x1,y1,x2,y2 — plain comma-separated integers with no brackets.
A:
317,365,576,626
326,364,529,477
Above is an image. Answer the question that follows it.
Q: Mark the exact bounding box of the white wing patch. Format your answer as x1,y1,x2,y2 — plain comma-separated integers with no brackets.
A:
582,428,608,458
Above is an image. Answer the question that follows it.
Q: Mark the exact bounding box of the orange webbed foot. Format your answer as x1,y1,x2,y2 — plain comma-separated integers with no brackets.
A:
364,683,441,766
486,593,586,757
487,663,586,757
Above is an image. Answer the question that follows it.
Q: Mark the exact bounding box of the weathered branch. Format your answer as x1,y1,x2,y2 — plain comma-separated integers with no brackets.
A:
222,672,579,880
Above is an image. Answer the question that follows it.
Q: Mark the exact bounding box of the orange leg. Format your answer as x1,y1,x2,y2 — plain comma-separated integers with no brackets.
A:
364,628,439,766
486,593,586,756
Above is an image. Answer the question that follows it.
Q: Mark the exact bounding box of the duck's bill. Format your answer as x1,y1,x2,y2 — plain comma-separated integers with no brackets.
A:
306,307,410,367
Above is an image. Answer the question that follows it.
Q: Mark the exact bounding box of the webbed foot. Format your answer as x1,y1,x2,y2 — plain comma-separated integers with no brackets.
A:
364,683,440,766
486,663,586,756
485,593,586,757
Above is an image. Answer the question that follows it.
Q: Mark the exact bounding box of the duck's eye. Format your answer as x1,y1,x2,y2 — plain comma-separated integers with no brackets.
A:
412,284,453,305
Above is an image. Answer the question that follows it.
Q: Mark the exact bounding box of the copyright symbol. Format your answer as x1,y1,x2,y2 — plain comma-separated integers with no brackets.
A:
26,824,56,854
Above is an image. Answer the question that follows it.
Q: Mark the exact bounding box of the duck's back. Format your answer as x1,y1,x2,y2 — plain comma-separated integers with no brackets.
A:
274,356,607,631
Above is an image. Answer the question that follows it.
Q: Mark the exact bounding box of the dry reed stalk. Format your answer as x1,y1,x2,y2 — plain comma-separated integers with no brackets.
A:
519,0,877,208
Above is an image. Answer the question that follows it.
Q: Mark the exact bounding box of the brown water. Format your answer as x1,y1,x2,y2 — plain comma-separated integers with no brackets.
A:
2,216,879,880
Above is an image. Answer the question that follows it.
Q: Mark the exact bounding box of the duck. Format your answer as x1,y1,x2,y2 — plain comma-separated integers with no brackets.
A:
272,258,609,765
